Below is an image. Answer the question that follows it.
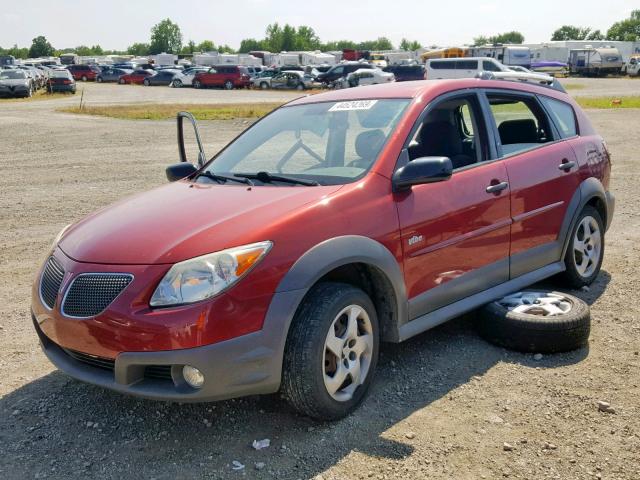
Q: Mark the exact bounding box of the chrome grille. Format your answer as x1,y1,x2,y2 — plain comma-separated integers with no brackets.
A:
40,257,65,309
61,273,133,318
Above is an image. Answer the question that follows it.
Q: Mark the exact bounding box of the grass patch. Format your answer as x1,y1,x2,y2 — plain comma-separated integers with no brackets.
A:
1,89,74,102
58,102,286,120
562,83,585,90
575,96,640,109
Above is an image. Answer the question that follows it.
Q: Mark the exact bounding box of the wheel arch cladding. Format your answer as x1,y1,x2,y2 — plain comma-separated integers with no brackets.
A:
560,177,609,258
275,236,408,343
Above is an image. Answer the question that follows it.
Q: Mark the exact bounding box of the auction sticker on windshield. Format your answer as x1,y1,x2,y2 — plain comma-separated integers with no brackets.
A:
329,100,378,112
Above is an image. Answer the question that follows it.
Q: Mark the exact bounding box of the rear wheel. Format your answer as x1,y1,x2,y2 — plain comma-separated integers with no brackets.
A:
81,75,88,82
296,83,304,90
118,78,125,85
282,283,379,420
561,206,604,288
224,80,234,90
96,76,103,83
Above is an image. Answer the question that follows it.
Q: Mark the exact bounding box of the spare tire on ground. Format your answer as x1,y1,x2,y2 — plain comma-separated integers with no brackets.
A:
477,290,590,353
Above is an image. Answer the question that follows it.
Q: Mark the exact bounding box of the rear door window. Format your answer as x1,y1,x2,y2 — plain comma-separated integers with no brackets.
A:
486,93,556,157
455,60,478,70
539,96,578,138
482,60,502,72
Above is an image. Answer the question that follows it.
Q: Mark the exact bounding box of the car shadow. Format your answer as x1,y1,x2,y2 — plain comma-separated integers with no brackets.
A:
535,269,612,306
1,309,590,480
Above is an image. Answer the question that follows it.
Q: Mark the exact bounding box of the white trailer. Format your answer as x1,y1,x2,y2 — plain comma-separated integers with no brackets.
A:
274,53,300,67
301,52,336,65
237,54,262,66
385,51,415,65
469,45,531,68
153,53,178,66
193,53,220,66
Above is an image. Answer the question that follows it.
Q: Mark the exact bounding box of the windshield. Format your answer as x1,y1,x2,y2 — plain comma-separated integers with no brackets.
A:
0,70,26,79
205,99,410,185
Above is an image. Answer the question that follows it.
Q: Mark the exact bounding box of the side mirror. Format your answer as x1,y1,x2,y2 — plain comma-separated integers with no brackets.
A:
166,162,197,182
177,111,207,167
392,156,452,192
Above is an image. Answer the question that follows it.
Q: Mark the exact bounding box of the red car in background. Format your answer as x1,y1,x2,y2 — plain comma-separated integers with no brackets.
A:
193,65,251,89
66,64,101,82
118,69,154,85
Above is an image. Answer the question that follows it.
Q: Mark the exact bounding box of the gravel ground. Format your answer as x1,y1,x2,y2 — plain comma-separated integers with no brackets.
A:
0,84,639,480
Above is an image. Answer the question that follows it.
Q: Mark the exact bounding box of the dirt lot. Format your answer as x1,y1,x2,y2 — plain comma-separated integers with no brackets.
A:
0,81,639,480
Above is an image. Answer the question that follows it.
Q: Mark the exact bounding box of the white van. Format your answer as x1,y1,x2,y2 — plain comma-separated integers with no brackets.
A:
425,57,509,79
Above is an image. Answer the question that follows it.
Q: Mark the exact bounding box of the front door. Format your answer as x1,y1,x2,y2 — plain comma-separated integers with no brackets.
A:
483,91,581,277
396,93,512,319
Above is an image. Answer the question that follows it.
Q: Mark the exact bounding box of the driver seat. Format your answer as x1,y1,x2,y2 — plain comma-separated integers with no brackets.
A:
348,129,386,169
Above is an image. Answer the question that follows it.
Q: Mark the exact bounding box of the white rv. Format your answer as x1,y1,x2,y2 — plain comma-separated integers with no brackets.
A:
568,47,623,76
153,53,178,66
469,45,531,68
301,52,336,66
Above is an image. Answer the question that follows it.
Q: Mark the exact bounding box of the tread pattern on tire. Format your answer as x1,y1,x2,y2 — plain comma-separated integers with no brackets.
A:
282,282,378,420
477,290,590,353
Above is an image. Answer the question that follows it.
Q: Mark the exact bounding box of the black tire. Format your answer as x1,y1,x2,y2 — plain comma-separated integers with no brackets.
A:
296,82,304,90
478,290,590,353
282,282,379,420
173,79,182,88
224,80,234,90
560,206,604,289
96,76,103,83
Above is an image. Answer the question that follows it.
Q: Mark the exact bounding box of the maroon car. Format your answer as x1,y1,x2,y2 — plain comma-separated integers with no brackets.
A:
32,77,613,420
193,65,251,89
66,64,100,82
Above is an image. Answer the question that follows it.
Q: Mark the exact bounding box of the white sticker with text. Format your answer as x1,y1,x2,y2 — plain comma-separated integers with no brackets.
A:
328,100,378,112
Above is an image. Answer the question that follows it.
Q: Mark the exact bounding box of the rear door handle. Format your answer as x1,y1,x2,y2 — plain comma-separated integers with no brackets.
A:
558,160,576,171
486,181,509,194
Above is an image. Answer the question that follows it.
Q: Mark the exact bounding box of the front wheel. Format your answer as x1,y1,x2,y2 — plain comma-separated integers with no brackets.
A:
224,80,234,90
295,83,304,90
561,206,604,288
143,79,150,86
260,81,269,89
96,76,103,83
282,283,379,420
193,79,202,89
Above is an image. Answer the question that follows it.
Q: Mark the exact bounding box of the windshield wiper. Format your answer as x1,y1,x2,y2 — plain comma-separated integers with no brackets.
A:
234,171,320,186
196,170,253,185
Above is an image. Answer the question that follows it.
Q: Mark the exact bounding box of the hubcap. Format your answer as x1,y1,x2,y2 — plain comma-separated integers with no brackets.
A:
573,216,601,278
323,305,373,402
497,292,572,316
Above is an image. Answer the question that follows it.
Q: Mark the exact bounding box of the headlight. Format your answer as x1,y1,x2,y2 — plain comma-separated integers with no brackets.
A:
52,224,72,249
149,241,272,307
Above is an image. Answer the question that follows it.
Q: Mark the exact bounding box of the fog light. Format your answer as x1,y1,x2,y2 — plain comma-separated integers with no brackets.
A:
182,365,205,388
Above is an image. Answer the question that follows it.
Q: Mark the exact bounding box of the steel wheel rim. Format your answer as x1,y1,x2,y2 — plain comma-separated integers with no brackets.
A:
497,291,572,316
573,215,601,278
323,304,373,402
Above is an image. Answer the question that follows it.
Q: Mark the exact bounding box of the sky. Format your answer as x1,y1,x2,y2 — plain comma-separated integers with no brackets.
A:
0,0,635,51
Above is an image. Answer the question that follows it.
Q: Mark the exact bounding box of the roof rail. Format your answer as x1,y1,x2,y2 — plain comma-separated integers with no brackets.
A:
476,71,566,93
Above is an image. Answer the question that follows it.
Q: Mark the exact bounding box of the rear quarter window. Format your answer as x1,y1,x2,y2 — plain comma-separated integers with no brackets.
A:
539,96,578,138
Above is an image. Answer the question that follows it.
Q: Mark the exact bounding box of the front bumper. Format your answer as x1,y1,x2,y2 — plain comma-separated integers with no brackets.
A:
34,311,284,402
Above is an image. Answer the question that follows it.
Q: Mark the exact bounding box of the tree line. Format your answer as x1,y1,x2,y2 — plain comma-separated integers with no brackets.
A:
2,11,638,60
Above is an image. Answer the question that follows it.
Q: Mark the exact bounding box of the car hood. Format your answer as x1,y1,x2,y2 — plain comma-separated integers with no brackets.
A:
58,180,342,265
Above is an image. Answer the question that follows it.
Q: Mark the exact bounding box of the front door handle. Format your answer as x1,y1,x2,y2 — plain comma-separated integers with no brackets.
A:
486,181,509,194
558,160,576,171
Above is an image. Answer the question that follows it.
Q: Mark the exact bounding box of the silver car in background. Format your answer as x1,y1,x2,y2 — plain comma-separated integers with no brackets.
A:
252,70,314,90
0,69,33,97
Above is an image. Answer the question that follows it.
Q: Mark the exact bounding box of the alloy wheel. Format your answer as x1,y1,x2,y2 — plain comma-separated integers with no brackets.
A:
573,215,602,278
496,291,573,316
322,304,373,402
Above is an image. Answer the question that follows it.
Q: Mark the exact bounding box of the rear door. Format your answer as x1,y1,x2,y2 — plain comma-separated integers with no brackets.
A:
482,90,581,277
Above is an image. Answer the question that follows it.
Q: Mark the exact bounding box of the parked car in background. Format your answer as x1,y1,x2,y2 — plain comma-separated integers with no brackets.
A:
425,57,510,79
32,77,613,420
347,68,395,87
67,64,101,81
0,69,33,97
47,69,76,94
96,67,132,83
171,67,209,87
316,62,375,84
624,55,640,77
144,70,180,86
383,64,425,82
193,65,251,90
253,70,314,90
118,69,154,85
245,66,262,77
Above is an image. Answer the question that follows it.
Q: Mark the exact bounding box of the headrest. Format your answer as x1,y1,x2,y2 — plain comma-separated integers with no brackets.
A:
498,119,538,145
355,129,386,160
